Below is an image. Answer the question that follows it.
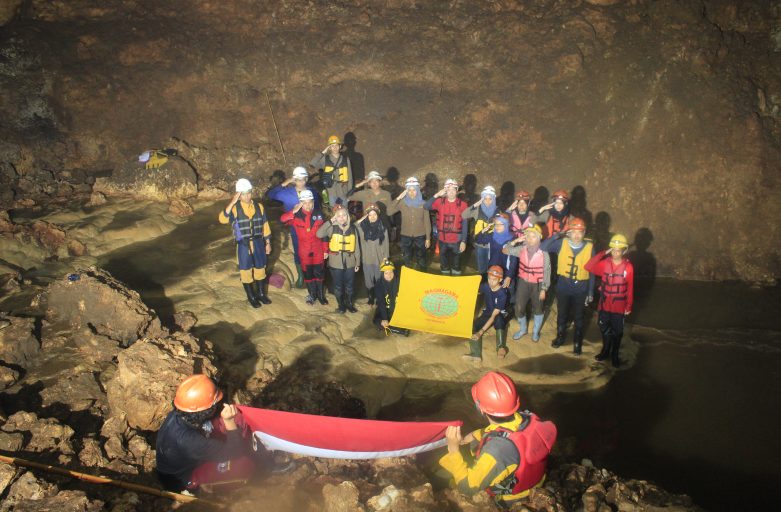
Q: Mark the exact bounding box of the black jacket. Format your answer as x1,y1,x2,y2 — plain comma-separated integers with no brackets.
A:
374,275,400,322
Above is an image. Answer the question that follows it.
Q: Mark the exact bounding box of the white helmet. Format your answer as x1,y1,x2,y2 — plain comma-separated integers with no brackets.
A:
366,170,382,181
444,178,459,188
292,166,308,179
481,185,496,196
405,177,420,188
235,178,253,192
298,189,314,202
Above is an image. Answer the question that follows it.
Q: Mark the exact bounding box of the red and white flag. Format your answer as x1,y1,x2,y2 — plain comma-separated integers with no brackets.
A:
238,406,461,459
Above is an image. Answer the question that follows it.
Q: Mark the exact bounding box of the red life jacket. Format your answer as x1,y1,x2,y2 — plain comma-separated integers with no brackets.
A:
475,413,557,499
545,214,569,238
518,248,544,283
599,260,628,311
434,197,466,244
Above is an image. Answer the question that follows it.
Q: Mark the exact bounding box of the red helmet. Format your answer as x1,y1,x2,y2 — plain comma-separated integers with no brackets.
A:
173,374,223,412
471,372,520,416
515,190,531,202
487,265,504,278
568,217,586,232
552,189,569,201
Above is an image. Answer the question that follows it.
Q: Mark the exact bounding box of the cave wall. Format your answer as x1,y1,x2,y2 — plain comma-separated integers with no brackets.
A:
1,0,779,282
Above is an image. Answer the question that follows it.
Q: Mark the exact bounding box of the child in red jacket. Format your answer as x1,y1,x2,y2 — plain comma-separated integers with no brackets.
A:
584,234,634,368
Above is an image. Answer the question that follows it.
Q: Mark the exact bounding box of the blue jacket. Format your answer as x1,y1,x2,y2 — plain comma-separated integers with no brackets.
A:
266,185,320,212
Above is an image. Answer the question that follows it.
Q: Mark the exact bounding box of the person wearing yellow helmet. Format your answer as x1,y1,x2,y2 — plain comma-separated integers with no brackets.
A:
218,179,273,308
310,134,353,207
585,234,634,367
503,224,550,342
372,259,410,336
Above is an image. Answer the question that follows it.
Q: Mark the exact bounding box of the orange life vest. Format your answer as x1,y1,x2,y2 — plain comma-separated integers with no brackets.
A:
518,248,544,283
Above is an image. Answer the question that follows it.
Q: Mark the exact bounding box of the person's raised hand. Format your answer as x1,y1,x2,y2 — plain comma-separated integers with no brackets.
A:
221,404,238,431
434,188,446,198
395,189,408,202
445,425,462,454
292,202,303,213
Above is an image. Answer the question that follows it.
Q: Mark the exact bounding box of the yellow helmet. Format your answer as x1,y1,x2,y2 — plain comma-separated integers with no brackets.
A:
380,258,395,272
609,234,629,249
327,135,341,146
524,224,543,238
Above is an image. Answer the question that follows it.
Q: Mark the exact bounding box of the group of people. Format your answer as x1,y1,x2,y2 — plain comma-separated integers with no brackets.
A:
157,371,556,509
219,134,635,367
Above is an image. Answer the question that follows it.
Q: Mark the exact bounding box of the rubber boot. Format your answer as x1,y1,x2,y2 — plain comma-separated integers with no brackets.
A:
294,264,304,289
254,280,272,305
316,281,329,305
462,337,482,361
611,335,622,368
367,287,375,305
496,329,508,359
346,294,358,313
512,317,528,340
551,325,566,348
336,296,346,314
243,283,261,308
573,329,583,355
305,282,316,305
389,326,410,336
595,335,611,361
531,314,544,342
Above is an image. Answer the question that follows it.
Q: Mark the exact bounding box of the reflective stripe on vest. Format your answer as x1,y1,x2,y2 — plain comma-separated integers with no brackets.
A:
557,241,592,281
518,249,544,283
546,214,569,236
436,198,465,234
600,260,628,307
474,413,556,500
509,211,531,235
234,201,266,242
328,226,357,253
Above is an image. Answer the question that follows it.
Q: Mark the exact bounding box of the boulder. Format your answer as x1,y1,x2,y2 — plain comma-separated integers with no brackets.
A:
87,191,106,206
0,471,57,511
0,315,40,367
322,481,363,512
43,268,164,347
0,431,24,451
39,372,107,412
105,334,217,430
78,438,109,468
93,154,198,201
172,310,198,332
1,411,75,454
0,364,20,389
168,198,194,217
12,490,104,512
0,462,17,496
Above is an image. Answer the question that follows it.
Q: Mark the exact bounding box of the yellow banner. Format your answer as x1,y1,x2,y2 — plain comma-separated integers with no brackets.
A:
390,267,481,338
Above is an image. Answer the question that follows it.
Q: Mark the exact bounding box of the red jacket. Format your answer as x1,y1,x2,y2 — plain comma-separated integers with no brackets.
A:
281,209,329,269
585,253,634,314
429,197,468,244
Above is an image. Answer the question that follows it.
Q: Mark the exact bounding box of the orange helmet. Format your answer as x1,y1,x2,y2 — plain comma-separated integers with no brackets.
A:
487,265,504,278
515,190,531,203
173,374,223,413
568,218,586,232
552,189,569,201
471,372,520,416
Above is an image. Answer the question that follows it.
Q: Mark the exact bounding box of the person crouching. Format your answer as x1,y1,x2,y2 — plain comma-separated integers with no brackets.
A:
464,265,510,361
373,258,410,336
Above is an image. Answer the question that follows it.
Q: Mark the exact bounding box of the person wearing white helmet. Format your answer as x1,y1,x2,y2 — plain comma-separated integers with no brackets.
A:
425,178,469,275
316,204,362,314
219,179,273,308
355,203,389,305
310,134,353,207
266,166,320,288
386,177,431,270
347,169,392,219
462,185,498,274
281,189,330,306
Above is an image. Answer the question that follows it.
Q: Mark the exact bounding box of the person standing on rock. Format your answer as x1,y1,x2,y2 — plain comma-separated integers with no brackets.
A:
537,189,571,239
310,135,353,207
541,218,594,355
464,265,510,361
585,234,634,368
462,185,498,275
156,374,255,493
356,203,389,305
219,179,272,308
280,189,329,306
386,177,431,270
266,166,319,288
503,225,550,342
347,170,393,220
424,178,469,275
507,190,536,238
317,204,361,314
440,371,557,507
373,258,409,336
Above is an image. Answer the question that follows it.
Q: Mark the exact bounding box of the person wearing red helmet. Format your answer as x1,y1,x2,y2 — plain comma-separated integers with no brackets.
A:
439,372,557,507
156,375,254,492
464,265,510,361
506,190,537,238
541,217,595,354
537,189,572,238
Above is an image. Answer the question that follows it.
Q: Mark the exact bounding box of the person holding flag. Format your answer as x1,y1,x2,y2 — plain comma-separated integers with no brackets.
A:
373,258,409,336
439,372,557,507
464,265,510,361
